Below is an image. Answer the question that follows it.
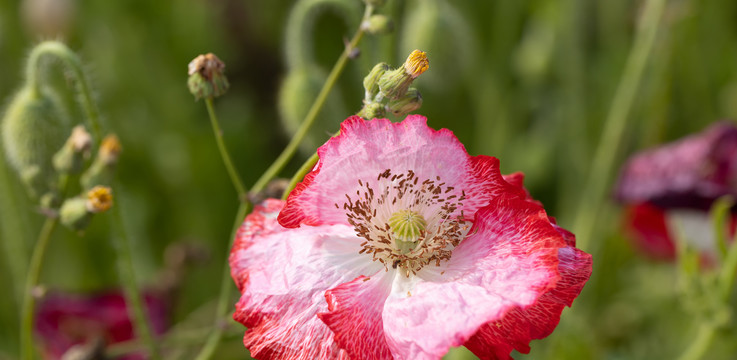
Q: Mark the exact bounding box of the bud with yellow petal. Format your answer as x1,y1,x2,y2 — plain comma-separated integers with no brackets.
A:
59,186,112,231
378,50,429,100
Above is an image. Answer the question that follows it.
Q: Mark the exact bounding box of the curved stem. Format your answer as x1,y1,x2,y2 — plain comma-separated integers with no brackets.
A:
571,0,666,250
205,98,247,199
193,202,250,360
20,216,57,360
285,0,363,69
25,41,102,140
110,202,162,360
251,4,374,194
282,152,319,200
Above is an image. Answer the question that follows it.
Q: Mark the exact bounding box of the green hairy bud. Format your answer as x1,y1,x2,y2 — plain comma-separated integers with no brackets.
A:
387,88,422,117
1,86,69,198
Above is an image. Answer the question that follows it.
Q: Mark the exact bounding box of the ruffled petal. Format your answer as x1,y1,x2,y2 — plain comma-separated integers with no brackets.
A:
229,199,383,360
279,115,523,228
463,245,592,360
318,273,395,360
381,196,575,359
615,121,737,210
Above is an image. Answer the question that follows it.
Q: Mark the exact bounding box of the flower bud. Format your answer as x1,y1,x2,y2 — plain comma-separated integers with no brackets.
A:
59,186,112,231
378,50,429,100
53,125,91,175
361,15,394,35
1,86,69,198
356,102,386,120
187,53,229,100
387,88,422,117
81,134,121,189
59,197,92,231
363,62,390,100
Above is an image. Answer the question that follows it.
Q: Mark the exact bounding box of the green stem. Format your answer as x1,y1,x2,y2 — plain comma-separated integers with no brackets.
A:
0,149,30,302
25,41,102,140
677,323,717,360
250,4,374,194
282,152,319,200
571,0,666,250
193,202,250,360
20,217,57,360
718,230,737,301
110,203,161,360
205,98,247,199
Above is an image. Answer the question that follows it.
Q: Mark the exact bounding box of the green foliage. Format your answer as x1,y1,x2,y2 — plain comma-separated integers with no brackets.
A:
2,0,737,359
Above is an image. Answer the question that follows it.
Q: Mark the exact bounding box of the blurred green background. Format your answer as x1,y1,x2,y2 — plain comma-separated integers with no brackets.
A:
2,0,737,359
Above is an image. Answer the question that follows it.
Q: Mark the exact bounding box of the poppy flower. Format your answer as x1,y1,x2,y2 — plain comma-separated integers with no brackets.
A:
230,115,592,359
615,122,737,260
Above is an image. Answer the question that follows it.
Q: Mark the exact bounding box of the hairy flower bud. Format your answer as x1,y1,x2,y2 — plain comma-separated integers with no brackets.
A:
187,53,229,100
363,62,390,100
378,50,429,100
53,125,91,175
387,88,422,117
1,86,69,198
361,15,394,35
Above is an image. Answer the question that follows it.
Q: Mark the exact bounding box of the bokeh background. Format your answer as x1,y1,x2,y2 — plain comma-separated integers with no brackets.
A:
1,0,737,358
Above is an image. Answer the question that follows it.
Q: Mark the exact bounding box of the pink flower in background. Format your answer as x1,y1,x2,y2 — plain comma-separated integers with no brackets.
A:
230,115,592,359
35,290,168,359
616,122,737,260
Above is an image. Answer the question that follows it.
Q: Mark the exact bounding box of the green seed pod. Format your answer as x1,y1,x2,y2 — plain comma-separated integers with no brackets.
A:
1,85,69,198
398,0,474,88
387,88,422,117
278,65,348,152
187,53,229,100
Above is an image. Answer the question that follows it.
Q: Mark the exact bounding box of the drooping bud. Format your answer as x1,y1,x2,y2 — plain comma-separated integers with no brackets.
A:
356,102,386,120
187,53,229,100
387,88,422,117
53,125,91,175
1,86,70,198
363,62,390,100
59,186,113,231
361,15,394,35
378,50,429,100
81,134,121,189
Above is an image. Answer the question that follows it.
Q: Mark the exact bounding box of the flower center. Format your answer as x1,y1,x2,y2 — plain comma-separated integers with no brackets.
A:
388,209,426,252
341,169,470,276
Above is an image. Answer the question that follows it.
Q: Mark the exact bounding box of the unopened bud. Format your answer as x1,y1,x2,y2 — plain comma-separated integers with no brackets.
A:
378,50,429,100
86,185,112,213
387,88,422,117
81,134,121,189
1,86,69,198
356,102,386,120
363,63,390,100
59,197,92,231
362,15,394,35
187,53,229,100
53,125,91,174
